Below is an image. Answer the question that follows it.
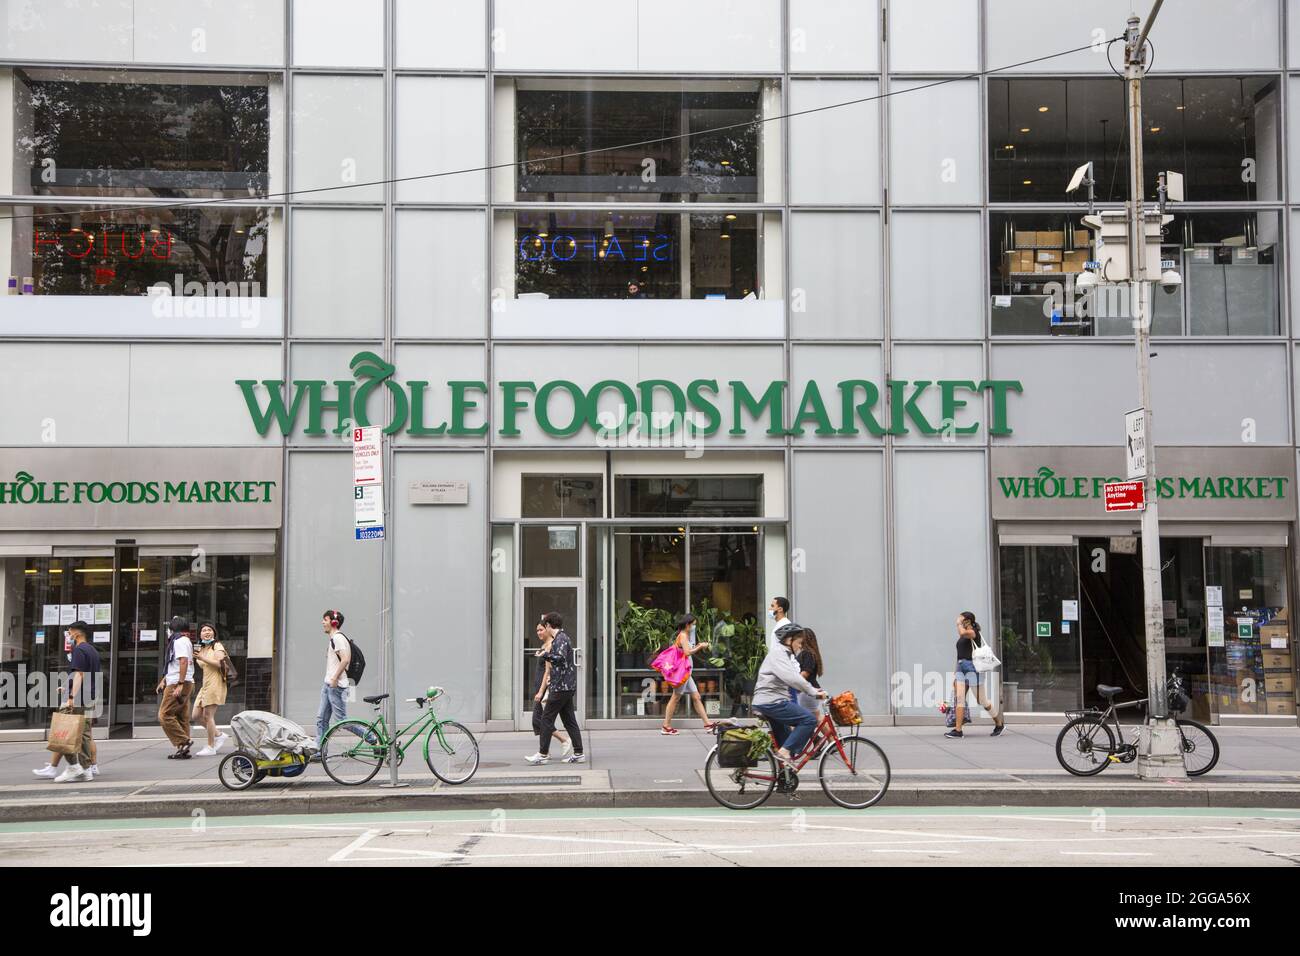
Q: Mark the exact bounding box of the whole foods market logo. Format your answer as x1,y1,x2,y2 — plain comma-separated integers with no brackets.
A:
0,471,275,506
237,351,1022,439
998,466,1289,501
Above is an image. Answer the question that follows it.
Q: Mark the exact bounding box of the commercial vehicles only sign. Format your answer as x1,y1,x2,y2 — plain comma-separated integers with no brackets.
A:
353,425,383,541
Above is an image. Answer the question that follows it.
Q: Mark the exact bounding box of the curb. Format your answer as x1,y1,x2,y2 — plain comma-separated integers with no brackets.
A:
3,784,1300,822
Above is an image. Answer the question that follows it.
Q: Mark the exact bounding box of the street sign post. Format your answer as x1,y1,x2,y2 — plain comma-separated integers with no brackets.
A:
352,426,384,540
1104,480,1145,512
1125,408,1147,480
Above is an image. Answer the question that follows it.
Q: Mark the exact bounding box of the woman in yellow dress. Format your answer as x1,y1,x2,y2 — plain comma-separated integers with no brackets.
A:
191,622,232,757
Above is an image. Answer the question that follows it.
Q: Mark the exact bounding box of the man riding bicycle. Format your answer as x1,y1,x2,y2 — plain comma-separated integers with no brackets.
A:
752,624,828,767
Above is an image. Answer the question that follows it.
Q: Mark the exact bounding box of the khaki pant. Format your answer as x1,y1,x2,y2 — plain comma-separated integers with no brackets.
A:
66,706,94,769
157,683,194,747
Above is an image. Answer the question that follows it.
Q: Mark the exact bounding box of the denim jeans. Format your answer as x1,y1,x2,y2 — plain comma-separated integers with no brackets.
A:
755,697,817,757
316,682,348,744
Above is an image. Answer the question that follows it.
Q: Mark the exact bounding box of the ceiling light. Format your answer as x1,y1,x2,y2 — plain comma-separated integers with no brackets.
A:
1149,126,1161,133
1175,105,1186,111
538,231,548,238
1037,105,1049,112
1019,127,1030,133
720,159,731,166
720,232,731,240
640,265,648,272
724,213,737,221
1003,145,1014,150
1022,179,1033,185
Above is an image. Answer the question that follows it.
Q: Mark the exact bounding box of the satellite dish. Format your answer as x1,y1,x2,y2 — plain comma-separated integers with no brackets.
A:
1066,161,1094,194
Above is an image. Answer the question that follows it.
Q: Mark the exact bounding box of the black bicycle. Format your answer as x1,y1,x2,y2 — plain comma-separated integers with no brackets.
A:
1055,674,1219,777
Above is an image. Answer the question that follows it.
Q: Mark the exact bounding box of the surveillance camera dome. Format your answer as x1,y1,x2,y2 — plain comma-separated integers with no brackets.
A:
1160,269,1182,294
1074,270,1099,293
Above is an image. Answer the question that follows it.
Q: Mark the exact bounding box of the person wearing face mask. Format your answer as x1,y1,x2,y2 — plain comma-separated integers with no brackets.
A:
765,596,792,652
659,613,714,735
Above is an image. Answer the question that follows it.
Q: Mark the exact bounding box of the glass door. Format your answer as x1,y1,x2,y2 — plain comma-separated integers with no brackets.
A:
518,581,583,727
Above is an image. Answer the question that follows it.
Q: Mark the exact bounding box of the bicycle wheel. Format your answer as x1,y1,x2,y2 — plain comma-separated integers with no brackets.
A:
1055,716,1116,776
1176,719,1219,776
425,721,480,785
704,746,777,810
218,750,260,792
818,734,891,809
320,719,385,786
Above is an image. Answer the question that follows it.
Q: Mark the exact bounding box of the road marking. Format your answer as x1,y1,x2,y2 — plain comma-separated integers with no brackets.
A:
328,829,381,863
653,779,683,784
1060,851,1154,857
872,848,959,855
122,860,244,867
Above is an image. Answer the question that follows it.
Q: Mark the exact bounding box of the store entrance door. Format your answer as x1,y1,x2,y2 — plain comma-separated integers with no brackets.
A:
517,582,584,730
1078,537,1211,720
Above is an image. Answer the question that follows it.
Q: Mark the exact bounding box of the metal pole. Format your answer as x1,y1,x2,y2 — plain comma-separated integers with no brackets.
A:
1123,10,1185,779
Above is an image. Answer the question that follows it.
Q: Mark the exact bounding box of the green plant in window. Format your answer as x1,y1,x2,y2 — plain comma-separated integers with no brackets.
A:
616,601,675,656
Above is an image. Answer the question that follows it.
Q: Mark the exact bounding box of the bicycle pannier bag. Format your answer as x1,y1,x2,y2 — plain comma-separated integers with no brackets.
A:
830,691,863,726
717,728,760,768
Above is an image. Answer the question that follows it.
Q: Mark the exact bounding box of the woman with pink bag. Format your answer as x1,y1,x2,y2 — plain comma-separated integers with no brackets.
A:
653,613,716,736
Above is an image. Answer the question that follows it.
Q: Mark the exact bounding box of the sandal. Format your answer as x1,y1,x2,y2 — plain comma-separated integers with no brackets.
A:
659,725,679,735
168,741,193,760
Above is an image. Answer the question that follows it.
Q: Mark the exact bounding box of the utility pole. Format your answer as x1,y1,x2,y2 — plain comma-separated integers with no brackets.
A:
1124,1,1186,778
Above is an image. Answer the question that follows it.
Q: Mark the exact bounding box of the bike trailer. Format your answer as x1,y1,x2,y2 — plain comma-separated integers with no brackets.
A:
229,710,319,760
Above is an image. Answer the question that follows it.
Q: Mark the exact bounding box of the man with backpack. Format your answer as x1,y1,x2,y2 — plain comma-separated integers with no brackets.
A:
317,608,356,746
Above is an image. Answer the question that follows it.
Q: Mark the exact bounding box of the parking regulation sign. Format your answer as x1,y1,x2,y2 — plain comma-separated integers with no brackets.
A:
1104,480,1145,512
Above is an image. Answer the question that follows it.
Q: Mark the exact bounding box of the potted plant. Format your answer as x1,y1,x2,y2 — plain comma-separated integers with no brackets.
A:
615,601,674,669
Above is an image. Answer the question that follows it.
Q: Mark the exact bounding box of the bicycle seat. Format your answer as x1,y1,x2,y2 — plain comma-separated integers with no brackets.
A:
363,694,389,705
1096,684,1124,699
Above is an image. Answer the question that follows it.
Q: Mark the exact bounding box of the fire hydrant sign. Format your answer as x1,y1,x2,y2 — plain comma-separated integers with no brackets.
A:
352,426,382,485
352,425,383,540
1104,480,1145,512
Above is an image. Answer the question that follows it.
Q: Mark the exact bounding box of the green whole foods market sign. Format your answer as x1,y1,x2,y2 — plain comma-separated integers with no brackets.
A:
998,466,1289,503
237,351,1022,438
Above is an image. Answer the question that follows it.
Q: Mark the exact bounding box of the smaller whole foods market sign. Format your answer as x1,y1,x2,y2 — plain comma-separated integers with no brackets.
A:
237,351,1023,438
991,447,1297,522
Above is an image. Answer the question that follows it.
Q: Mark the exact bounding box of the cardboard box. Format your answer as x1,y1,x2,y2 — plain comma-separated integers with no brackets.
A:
1264,649,1293,669
1073,229,1090,246
1014,229,1037,249
1036,249,1063,263
1266,697,1295,715
1261,623,1289,641
1062,251,1089,272
1265,673,1295,694
1275,606,1288,621
1038,230,1065,247
1035,262,1059,273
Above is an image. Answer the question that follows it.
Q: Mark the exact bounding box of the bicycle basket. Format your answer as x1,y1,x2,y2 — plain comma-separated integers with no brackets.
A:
716,728,765,768
829,691,863,726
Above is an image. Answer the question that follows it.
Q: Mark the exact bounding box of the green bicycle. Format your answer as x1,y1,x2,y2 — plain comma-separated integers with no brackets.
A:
319,687,480,786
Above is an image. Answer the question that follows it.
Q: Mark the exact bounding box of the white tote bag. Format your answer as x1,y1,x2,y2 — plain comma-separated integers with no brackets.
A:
972,637,1001,674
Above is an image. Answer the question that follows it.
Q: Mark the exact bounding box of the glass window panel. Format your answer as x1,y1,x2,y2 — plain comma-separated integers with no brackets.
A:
514,210,761,300
290,208,383,337
395,76,486,203
998,545,1083,712
1206,546,1292,718
891,212,982,338
989,212,1109,337
394,209,487,338
789,79,880,204
889,80,980,205
291,75,383,202
889,0,978,72
790,210,882,338
515,81,763,204
1180,211,1280,336
291,0,383,68
396,0,485,69
615,476,762,518
6,204,274,298
11,68,271,199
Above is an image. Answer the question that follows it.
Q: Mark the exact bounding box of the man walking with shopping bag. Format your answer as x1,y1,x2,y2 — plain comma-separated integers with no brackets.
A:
51,621,100,783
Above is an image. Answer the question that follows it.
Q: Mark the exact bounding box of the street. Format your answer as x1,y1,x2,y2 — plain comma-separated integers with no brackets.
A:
1,807,1297,867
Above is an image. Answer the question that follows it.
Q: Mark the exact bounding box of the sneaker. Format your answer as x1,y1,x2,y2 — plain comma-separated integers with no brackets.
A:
193,745,217,757
32,765,58,779
524,752,549,765
560,739,574,758
944,729,964,739
660,726,679,736
991,723,1006,737
213,733,230,753
87,764,99,778
54,765,88,783
562,753,586,764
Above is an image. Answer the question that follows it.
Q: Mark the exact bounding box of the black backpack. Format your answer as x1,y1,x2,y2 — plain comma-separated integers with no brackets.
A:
335,635,366,684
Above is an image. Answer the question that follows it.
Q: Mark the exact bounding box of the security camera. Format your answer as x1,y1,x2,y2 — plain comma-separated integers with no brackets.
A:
1074,270,1099,293
1159,269,1182,294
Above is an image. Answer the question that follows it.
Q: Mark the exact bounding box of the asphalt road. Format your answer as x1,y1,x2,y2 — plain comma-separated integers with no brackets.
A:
2,807,1297,867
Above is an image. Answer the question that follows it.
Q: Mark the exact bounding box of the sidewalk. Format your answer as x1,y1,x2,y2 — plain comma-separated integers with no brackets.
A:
1,723,1299,821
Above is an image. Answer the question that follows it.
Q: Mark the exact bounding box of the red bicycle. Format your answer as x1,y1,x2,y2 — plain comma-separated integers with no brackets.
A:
704,711,890,810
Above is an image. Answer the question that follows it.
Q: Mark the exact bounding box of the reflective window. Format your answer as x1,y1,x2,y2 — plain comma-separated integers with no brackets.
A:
989,210,1281,336
989,76,1281,202
998,545,1082,712
11,68,271,200
6,204,274,297
520,475,603,578
515,81,765,203
514,210,762,300
1206,546,1293,718
615,476,762,517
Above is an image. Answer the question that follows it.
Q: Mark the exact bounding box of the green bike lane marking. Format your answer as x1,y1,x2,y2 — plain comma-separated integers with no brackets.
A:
1,804,1298,836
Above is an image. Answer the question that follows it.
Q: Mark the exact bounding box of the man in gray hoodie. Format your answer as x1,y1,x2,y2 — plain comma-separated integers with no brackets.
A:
752,624,826,765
